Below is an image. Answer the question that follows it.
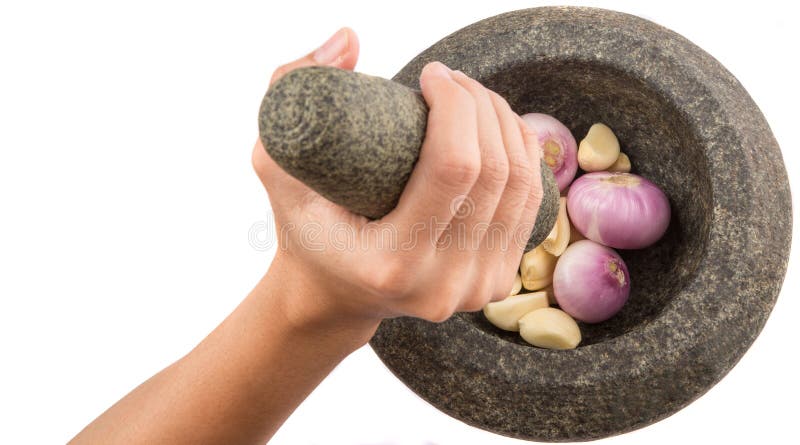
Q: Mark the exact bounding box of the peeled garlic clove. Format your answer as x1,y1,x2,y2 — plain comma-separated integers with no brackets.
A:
483,292,549,332
540,284,557,306
520,245,557,291
606,152,631,173
542,197,569,257
518,307,581,349
578,123,620,172
510,273,522,296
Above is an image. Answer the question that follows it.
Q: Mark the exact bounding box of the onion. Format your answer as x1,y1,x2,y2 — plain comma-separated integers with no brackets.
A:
553,240,630,323
567,172,670,249
521,113,577,192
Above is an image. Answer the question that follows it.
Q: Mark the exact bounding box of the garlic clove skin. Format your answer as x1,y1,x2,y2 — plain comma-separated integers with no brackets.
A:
520,245,557,290
483,292,549,332
606,152,631,173
578,123,620,172
510,273,522,296
542,197,570,257
519,307,581,349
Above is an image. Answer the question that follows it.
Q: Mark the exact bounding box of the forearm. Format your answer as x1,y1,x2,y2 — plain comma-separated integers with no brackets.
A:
70,255,380,445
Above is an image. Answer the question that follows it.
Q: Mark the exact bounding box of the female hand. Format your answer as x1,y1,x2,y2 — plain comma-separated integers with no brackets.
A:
71,28,545,445
253,28,543,329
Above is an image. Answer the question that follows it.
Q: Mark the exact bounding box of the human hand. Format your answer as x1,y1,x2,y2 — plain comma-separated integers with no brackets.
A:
253,28,543,329
69,27,544,445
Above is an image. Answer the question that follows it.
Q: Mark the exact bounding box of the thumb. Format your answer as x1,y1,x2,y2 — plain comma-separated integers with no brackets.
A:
269,27,360,85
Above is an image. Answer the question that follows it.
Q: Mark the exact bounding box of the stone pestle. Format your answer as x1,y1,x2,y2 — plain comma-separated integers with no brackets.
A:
258,66,559,252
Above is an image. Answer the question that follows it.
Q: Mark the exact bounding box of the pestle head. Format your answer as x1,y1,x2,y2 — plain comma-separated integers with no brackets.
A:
259,66,558,251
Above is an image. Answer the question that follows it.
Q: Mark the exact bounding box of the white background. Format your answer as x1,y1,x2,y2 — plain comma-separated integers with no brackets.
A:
0,1,797,444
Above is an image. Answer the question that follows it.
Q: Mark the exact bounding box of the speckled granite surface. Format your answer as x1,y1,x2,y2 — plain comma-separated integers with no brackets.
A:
367,6,792,442
259,67,560,250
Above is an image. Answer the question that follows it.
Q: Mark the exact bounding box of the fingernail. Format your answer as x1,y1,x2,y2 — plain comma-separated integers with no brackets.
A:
313,29,349,64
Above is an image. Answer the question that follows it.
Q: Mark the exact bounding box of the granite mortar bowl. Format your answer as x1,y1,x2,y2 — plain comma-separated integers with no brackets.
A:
369,6,792,442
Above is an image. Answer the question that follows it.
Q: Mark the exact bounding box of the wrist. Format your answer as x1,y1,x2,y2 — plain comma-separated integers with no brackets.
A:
255,252,381,349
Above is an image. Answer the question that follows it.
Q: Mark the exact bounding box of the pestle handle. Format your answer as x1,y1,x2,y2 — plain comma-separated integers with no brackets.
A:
258,66,558,251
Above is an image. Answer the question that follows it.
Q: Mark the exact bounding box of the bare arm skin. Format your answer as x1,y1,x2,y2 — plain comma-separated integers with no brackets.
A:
71,27,542,445
70,256,378,444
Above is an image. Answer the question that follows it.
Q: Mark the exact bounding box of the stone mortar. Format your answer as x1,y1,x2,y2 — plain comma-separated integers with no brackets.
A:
368,6,792,442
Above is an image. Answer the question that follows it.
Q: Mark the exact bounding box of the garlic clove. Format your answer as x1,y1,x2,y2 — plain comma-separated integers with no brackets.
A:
542,197,570,257
510,273,522,296
606,152,631,173
518,307,581,349
578,123,620,172
540,283,557,306
568,213,586,244
483,292,549,332
520,245,557,291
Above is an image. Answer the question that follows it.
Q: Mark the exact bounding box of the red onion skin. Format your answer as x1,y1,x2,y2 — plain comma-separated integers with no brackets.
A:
553,240,630,323
521,113,577,192
567,172,670,249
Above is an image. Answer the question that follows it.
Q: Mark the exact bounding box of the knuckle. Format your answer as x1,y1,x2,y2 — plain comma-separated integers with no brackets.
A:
508,152,533,174
417,281,462,322
490,286,508,303
435,155,481,188
480,154,510,187
489,293,508,303
506,155,535,193
482,280,502,305
423,302,456,323
461,297,488,313
461,280,495,311
521,123,539,143
361,257,410,297
525,187,544,215
528,179,545,203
